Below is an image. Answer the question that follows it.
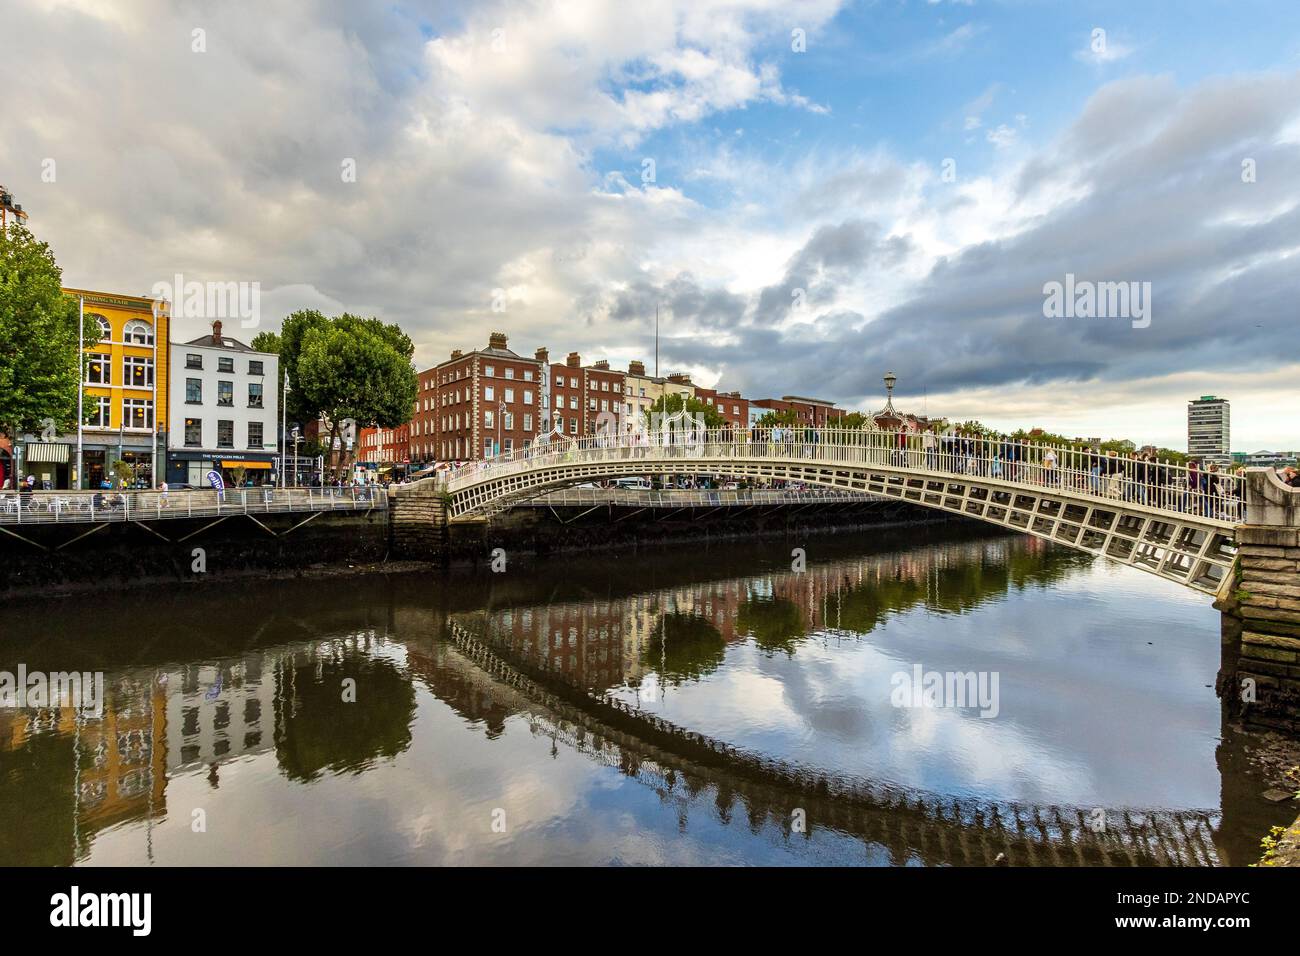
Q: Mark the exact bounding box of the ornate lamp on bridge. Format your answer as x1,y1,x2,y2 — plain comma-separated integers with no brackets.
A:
872,371,904,431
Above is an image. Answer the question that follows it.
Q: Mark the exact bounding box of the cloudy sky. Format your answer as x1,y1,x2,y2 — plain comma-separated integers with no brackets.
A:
3,0,1298,450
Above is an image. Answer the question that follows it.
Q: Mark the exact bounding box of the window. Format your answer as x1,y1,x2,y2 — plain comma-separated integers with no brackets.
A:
504,438,513,453
217,381,233,406
568,396,577,409
484,410,494,428
247,422,264,448
569,417,578,434
504,388,515,403
484,365,495,377
218,357,234,373
484,385,495,401
86,395,111,428
555,375,563,386
124,356,153,388
523,369,534,381
217,420,234,448
184,418,202,447
523,413,533,431
248,383,263,408
123,399,153,429
504,412,514,430
185,378,202,403
569,377,578,388
122,319,154,345
90,314,111,339
523,390,533,404
504,368,515,380
484,439,494,459
86,353,111,384
186,353,203,369
248,360,264,375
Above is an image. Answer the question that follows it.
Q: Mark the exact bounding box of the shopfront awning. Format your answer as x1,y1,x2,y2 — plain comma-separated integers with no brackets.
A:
25,443,70,463
222,460,271,469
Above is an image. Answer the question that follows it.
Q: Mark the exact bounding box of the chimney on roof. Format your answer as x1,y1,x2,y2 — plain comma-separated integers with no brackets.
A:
488,331,508,350
211,320,223,345
451,349,463,360
667,372,692,385
566,351,581,368
628,360,645,376
592,359,609,370
535,347,549,363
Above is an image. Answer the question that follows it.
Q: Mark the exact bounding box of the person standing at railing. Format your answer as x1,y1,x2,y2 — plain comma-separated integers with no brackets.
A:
1042,447,1058,487
922,429,937,471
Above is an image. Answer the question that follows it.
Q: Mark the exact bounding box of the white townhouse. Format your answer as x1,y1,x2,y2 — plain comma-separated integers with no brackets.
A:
167,320,280,487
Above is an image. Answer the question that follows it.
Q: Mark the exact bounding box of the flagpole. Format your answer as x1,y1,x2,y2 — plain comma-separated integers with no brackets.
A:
280,369,288,488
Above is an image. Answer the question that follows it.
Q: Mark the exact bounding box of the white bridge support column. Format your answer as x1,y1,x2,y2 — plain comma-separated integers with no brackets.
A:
1221,468,1300,733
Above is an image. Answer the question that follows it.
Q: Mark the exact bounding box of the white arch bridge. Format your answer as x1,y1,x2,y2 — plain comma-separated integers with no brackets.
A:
433,428,1246,595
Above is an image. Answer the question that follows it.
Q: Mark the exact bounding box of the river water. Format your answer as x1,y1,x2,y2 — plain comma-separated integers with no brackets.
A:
0,524,1289,866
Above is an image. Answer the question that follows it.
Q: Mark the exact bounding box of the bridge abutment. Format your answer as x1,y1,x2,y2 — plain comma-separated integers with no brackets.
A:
388,481,449,561
1220,469,1300,733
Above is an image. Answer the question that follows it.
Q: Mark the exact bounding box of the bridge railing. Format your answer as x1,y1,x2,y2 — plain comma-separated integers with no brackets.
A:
443,427,1247,524
0,485,386,525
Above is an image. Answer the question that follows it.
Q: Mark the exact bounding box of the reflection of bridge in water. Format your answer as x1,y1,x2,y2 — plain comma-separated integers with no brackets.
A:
441,619,1222,867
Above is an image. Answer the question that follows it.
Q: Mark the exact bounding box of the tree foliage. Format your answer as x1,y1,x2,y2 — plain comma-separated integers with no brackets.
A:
755,408,801,427
274,310,417,471
0,224,99,439
644,392,727,428
249,330,281,354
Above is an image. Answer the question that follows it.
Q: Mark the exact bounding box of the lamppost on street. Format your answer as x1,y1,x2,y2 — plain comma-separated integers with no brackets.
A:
496,399,506,457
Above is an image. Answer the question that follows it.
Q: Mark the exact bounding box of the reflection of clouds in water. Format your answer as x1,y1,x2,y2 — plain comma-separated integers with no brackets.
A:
628,555,1219,809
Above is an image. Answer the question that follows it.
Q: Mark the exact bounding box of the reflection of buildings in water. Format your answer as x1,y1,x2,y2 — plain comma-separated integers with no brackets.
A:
407,642,515,737
75,673,168,853
473,537,1056,692
489,604,627,691
165,652,283,771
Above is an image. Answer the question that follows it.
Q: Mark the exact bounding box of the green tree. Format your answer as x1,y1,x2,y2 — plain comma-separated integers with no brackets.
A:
644,392,727,429
289,313,418,472
755,408,801,427
0,224,99,443
249,330,281,353
828,411,869,429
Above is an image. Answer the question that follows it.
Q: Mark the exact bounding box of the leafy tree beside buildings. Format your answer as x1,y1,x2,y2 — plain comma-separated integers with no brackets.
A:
249,330,280,354
644,393,727,429
275,310,417,473
755,408,802,428
0,224,100,444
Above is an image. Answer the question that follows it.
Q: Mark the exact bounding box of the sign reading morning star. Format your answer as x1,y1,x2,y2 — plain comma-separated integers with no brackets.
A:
1042,273,1151,329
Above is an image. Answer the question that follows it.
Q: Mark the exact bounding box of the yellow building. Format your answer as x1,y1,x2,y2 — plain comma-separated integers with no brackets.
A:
37,289,170,489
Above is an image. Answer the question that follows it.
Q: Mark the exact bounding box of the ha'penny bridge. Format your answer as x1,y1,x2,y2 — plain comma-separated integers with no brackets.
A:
415,426,1250,595
396,426,1299,733
442,617,1224,866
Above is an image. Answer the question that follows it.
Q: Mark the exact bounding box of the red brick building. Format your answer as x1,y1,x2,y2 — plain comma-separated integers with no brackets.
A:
548,352,626,437
428,332,544,461
694,387,749,430
356,423,411,475
751,395,840,428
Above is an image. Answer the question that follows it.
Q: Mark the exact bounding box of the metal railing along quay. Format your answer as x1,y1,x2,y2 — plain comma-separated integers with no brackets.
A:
0,486,386,525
